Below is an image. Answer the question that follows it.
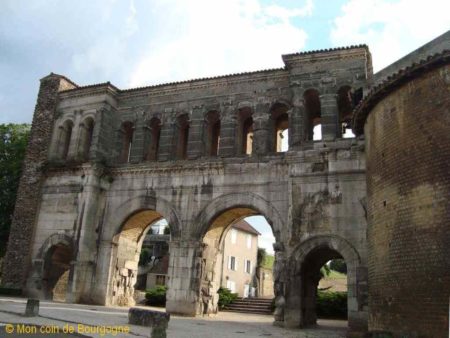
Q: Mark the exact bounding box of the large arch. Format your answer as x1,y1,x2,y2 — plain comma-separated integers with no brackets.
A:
185,193,283,315
193,192,283,241
110,194,182,238
284,235,367,332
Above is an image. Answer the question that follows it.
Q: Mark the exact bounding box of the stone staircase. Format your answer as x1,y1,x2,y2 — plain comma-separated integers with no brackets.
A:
222,297,273,315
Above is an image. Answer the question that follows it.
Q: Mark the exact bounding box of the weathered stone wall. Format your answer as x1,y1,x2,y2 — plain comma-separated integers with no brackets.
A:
2,74,77,289
4,46,371,333
354,52,450,337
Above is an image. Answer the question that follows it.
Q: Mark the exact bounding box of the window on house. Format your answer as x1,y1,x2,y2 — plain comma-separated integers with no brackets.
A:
80,117,94,161
245,259,252,274
246,234,252,249
145,117,161,161
60,120,73,160
270,103,289,152
228,256,237,271
337,86,356,138
231,229,237,244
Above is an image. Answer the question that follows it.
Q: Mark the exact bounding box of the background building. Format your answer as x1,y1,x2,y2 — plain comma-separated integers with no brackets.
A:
220,220,260,297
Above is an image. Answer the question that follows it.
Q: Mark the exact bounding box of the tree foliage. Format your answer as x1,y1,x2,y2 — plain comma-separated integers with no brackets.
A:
0,124,30,257
329,259,347,274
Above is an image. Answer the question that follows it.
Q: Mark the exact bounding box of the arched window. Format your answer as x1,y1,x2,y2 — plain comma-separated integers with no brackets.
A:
304,89,322,141
270,103,289,152
59,120,73,160
145,117,161,161
238,107,253,155
119,121,134,163
337,86,355,138
79,117,94,161
176,114,189,160
205,111,220,156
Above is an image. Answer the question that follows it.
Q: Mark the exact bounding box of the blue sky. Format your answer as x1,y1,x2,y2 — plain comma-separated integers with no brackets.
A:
1,0,449,124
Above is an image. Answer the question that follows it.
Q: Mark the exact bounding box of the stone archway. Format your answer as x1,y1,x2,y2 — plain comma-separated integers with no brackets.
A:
165,192,283,316
27,233,74,301
284,235,367,332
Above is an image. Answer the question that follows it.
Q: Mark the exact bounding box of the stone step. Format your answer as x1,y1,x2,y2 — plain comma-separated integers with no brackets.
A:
226,304,271,310
221,308,272,315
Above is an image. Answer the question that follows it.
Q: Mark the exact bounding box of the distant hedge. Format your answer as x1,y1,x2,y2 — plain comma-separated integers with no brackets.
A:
316,291,347,319
145,285,167,307
0,287,22,296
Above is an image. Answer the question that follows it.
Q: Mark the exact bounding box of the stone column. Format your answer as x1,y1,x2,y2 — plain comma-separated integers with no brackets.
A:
289,86,306,149
272,242,287,326
66,168,105,303
187,106,204,159
157,112,175,161
218,102,236,157
87,107,104,161
252,102,270,155
129,114,146,163
165,239,204,316
320,93,338,141
2,74,77,291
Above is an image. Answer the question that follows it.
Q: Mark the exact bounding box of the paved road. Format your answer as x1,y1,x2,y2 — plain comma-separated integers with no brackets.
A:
0,297,347,338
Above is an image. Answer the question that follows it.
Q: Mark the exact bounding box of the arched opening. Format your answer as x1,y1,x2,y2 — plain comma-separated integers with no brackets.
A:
145,117,161,161
205,111,221,156
270,103,289,152
110,209,172,306
176,114,189,160
42,243,73,302
304,89,322,141
300,247,347,328
337,86,355,138
79,117,94,161
59,120,73,160
199,207,276,315
238,107,253,155
119,121,134,163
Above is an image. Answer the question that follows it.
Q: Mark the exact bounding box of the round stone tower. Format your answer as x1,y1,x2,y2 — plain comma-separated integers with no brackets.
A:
353,51,450,337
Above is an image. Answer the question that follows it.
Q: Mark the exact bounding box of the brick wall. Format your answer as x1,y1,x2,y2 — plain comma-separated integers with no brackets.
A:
362,62,450,337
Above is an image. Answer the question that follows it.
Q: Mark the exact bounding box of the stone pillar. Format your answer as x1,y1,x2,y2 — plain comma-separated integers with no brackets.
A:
2,74,77,291
272,243,287,326
320,93,338,141
129,115,145,163
165,239,203,316
252,102,270,155
187,106,204,159
157,113,175,161
87,107,104,161
289,86,306,149
218,103,236,157
66,169,105,303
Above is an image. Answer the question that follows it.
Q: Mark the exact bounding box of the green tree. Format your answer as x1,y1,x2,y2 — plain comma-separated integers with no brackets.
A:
0,124,30,257
330,259,347,274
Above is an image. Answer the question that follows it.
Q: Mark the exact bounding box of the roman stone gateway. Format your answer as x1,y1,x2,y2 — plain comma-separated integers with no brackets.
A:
3,45,371,333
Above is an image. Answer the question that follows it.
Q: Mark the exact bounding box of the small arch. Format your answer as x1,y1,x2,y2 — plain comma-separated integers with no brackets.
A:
237,107,253,155
288,235,362,329
205,110,221,156
119,121,134,163
176,114,190,160
59,120,74,160
79,117,94,161
303,89,322,141
270,102,290,152
36,234,74,302
145,117,161,161
337,86,355,138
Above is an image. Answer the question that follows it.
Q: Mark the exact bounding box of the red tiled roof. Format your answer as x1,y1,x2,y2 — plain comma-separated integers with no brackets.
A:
232,220,261,236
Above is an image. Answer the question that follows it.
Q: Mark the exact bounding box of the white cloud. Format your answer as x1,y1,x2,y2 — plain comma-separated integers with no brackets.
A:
128,0,311,87
330,0,450,72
